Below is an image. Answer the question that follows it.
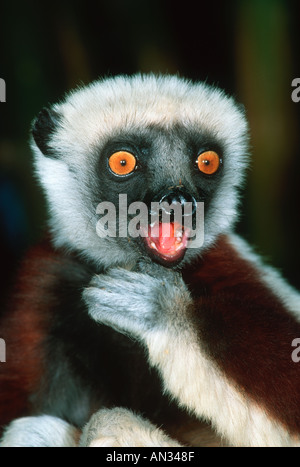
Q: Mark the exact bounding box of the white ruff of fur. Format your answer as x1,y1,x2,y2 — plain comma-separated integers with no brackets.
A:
32,74,249,268
145,326,300,447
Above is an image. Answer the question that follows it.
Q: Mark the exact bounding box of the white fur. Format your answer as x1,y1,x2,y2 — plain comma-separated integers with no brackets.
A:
0,415,78,447
80,407,182,447
50,75,248,164
145,327,300,447
32,74,249,268
0,411,182,448
141,234,300,447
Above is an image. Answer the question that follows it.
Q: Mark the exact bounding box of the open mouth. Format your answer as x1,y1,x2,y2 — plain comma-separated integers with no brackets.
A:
142,221,190,265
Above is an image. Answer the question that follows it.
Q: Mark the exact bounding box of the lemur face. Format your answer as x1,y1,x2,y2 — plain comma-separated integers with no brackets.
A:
32,75,249,270
91,123,225,266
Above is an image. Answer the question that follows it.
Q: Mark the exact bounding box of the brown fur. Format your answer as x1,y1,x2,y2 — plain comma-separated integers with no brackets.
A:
0,240,60,433
183,235,300,435
2,233,300,444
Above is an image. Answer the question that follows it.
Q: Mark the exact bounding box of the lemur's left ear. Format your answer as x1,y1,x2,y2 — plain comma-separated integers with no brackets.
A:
32,107,61,158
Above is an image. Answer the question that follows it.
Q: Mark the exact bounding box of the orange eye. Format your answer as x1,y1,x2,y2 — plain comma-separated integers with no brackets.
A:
197,151,220,175
108,151,137,176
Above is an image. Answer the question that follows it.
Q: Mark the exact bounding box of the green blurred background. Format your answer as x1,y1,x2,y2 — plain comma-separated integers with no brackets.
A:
0,0,300,308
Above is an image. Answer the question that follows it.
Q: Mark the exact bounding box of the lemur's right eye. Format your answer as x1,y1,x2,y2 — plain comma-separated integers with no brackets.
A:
108,151,137,176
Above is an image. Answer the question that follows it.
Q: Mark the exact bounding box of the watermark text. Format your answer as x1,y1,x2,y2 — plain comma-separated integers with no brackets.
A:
291,338,300,362
0,78,6,102
291,78,300,103
96,194,205,249
0,338,6,362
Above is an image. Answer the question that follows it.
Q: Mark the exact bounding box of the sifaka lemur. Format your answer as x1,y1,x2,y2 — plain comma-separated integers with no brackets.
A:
1,74,300,447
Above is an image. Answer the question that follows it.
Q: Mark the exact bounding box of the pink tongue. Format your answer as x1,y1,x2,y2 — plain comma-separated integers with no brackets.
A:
149,222,182,255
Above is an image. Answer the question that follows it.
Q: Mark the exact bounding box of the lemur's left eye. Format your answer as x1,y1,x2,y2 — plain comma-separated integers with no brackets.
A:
196,151,220,175
108,151,137,176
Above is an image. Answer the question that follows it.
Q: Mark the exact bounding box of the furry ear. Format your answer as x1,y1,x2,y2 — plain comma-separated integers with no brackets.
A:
32,107,61,157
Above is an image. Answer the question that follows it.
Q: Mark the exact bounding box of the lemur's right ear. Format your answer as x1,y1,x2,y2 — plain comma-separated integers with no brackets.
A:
32,107,61,158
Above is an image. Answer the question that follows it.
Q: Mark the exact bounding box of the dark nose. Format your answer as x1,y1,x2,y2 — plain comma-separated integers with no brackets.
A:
159,189,197,216
150,188,197,224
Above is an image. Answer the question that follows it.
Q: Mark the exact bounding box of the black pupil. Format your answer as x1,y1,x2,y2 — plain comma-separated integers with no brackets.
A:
120,159,127,166
203,159,210,165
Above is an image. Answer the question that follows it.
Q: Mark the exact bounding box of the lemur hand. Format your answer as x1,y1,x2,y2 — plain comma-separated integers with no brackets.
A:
83,260,193,340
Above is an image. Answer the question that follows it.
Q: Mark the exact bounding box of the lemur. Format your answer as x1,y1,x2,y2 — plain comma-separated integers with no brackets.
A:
1,74,300,447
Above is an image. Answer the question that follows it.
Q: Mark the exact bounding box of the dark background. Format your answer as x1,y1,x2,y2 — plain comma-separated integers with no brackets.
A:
0,0,300,309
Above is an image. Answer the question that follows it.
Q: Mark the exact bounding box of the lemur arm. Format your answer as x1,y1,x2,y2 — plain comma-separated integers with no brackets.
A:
83,234,300,447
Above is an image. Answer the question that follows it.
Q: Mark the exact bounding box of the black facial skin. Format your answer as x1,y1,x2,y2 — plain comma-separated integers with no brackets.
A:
95,125,223,202
92,124,224,266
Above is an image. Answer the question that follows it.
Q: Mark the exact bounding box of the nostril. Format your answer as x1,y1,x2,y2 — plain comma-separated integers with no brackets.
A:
159,190,197,216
